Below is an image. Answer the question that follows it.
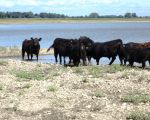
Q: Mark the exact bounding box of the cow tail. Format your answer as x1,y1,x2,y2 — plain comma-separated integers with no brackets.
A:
47,44,54,52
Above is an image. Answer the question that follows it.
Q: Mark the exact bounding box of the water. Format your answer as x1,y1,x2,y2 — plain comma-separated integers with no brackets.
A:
0,22,150,65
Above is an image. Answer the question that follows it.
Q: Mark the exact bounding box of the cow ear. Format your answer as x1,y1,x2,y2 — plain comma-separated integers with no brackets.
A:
31,37,34,40
39,38,42,41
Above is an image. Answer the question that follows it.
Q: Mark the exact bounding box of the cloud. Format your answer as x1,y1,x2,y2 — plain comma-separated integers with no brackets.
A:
0,0,150,16
0,0,14,7
0,0,121,8
16,0,38,6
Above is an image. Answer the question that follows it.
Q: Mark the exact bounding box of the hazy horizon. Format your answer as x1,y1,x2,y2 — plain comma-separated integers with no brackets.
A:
0,0,150,16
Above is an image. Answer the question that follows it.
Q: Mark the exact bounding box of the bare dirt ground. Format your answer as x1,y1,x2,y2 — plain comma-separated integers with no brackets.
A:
0,59,150,120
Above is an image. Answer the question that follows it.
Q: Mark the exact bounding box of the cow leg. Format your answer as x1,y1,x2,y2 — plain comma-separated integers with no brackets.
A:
124,55,130,66
84,57,87,66
59,54,62,64
63,56,66,65
129,61,134,67
119,56,123,65
142,60,145,69
149,60,150,66
31,54,33,60
88,56,91,63
36,54,38,61
72,59,76,66
55,55,58,63
27,53,30,60
109,56,116,65
96,58,100,65
83,59,86,66
69,57,72,64
54,52,58,63
77,60,80,66
124,59,127,66
74,58,80,66
81,57,86,66
22,50,25,60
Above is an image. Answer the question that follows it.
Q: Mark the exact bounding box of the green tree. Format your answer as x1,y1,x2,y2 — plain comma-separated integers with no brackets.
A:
132,13,137,18
124,12,132,18
88,12,99,18
124,12,137,18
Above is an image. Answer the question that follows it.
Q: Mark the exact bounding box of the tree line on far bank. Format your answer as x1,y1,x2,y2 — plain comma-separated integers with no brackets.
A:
0,11,146,19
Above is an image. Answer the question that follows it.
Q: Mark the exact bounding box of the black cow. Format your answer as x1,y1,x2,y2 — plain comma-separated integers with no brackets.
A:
69,39,87,66
22,37,42,61
47,38,73,64
47,38,87,66
123,42,141,65
79,36,94,63
128,48,150,68
123,42,150,68
87,39,124,65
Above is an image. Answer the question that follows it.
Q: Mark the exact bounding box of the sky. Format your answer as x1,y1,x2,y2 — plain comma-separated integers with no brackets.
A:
0,0,150,16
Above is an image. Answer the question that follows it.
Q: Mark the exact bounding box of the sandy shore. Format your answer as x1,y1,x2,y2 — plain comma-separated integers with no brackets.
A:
0,59,150,120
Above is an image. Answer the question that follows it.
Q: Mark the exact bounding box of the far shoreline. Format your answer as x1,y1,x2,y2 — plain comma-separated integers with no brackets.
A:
0,18,150,24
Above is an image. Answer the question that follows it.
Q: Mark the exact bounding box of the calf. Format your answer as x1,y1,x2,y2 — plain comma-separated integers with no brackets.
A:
22,37,42,61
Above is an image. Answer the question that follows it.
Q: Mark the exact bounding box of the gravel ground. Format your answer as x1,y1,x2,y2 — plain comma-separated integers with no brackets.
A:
0,59,150,120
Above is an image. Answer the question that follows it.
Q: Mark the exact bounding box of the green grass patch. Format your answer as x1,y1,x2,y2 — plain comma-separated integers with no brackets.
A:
121,91,150,104
0,60,8,66
0,85,3,90
52,73,60,77
73,67,84,74
127,111,150,120
82,78,88,83
95,91,105,98
120,70,137,79
15,70,44,81
86,65,126,78
47,85,57,92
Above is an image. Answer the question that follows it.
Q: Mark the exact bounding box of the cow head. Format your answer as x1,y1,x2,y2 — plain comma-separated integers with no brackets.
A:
31,37,42,46
79,36,94,50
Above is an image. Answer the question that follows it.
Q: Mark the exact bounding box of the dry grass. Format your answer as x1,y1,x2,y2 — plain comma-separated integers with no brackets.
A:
0,46,53,57
0,18,150,24
0,59,150,120
121,90,150,104
15,70,45,81
127,111,150,120
0,60,8,66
